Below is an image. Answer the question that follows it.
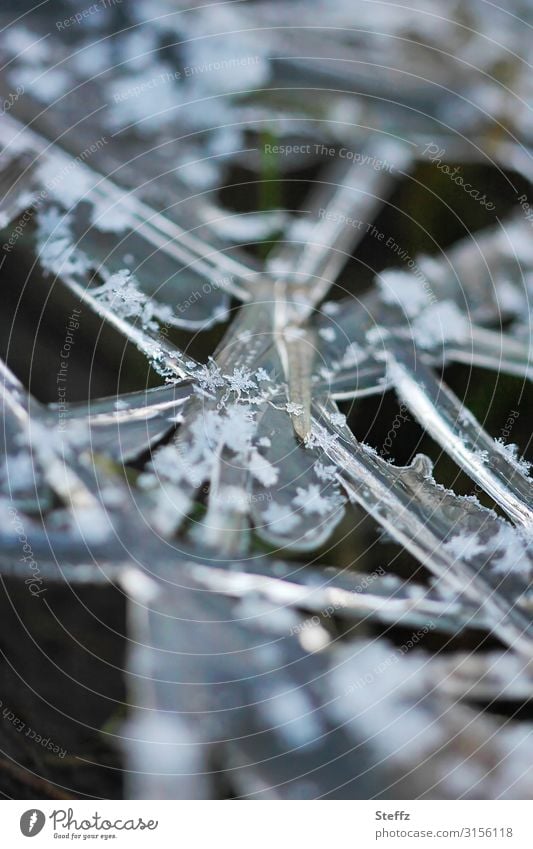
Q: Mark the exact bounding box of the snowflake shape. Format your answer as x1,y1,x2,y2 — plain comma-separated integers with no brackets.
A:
262,502,301,532
286,402,304,416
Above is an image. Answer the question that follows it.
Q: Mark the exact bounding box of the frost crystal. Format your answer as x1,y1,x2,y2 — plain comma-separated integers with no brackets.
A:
379,270,431,317
195,361,225,394
36,206,91,278
210,404,257,454
285,402,304,416
445,524,533,579
293,484,339,517
223,367,257,395
262,502,301,532
322,301,341,316
306,423,339,452
314,461,338,482
412,301,470,350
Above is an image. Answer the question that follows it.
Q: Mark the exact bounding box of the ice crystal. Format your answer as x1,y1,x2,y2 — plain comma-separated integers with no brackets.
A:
495,440,532,476
339,342,365,369
223,367,258,395
306,424,339,452
262,502,301,532
92,270,161,331
293,484,340,517
285,402,304,416
489,525,532,577
194,361,225,394
319,327,337,342
313,461,338,482
36,206,91,278
444,531,488,562
412,301,470,350
379,270,432,317
0,453,37,493
248,449,279,487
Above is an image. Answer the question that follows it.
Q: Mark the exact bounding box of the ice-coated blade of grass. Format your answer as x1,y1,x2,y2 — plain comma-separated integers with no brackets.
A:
27,208,199,381
188,304,280,555
0,360,53,512
50,275,195,382
386,340,533,527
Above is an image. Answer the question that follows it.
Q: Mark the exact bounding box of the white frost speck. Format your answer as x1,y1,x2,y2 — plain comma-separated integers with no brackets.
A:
286,402,304,416
293,484,338,517
248,449,279,487
329,411,347,428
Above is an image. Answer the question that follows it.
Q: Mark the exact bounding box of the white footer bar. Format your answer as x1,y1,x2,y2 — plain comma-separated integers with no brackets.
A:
2,800,532,847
